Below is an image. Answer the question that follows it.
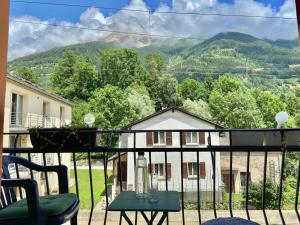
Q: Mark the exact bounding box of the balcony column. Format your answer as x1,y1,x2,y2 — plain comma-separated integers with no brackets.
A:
0,0,10,190
297,0,300,46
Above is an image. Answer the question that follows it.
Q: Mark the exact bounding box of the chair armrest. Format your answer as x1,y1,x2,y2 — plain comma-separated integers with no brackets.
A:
1,178,44,222
3,156,69,194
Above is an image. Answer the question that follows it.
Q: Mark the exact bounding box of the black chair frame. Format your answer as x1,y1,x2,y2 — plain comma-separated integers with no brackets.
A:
0,155,79,225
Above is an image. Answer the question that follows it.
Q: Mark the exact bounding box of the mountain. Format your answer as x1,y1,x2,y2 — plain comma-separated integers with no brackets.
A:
9,32,300,89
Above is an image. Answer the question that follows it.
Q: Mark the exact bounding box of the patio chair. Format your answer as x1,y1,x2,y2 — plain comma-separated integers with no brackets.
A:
0,155,79,225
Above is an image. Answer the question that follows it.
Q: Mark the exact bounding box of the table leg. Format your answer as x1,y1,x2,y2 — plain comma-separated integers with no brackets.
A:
157,212,168,225
121,211,134,225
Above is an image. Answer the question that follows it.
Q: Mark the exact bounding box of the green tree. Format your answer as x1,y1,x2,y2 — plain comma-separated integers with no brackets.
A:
99,49,143,89
213,74,242,95
209,90,265,128
252,89,284,128
282,92,300,116
50,51,99,100
88,85,138,129
179,79,205,101
182,99,212,119
144,53,165,74
15,66,38,84
156,74,182,110
202,75,215,101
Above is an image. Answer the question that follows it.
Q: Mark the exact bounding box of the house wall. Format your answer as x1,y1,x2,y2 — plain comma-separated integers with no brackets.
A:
3,78,72,194
118,110,222,201
220,152,282,193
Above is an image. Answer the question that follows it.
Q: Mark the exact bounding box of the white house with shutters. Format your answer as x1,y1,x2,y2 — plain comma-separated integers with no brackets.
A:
111,107,224,201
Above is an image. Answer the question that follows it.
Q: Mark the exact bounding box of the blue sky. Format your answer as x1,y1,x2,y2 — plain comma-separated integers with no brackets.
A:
10,0,285,22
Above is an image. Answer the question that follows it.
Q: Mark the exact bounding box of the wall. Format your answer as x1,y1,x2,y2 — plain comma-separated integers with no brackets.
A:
119,110,222,198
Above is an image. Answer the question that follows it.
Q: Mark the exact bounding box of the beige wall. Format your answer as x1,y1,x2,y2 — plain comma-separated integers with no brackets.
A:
221,152,282,193
3,78,72,147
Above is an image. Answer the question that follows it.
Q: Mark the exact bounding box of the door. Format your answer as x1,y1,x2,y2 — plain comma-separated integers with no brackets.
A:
11,93,23,126
222,173,235,193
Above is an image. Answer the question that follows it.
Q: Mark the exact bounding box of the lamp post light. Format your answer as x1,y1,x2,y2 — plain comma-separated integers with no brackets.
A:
84,113,95,128
275,111,289,128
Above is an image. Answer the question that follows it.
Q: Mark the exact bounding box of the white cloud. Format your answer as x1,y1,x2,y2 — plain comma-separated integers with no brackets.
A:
8,0,298,60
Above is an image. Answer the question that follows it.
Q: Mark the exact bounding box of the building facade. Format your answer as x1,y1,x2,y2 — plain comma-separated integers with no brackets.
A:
113,107,224,201
3,74,72,194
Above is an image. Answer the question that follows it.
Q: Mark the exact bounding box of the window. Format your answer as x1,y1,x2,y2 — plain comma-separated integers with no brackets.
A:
153,131,165,145
186,132,198,144
11,93,23,126
154,164,164,177
188,162,198,177
240,172,251,187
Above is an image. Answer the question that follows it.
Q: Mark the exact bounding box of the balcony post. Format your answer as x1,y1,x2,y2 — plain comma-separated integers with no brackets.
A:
296,0,300,46
0,0,10,190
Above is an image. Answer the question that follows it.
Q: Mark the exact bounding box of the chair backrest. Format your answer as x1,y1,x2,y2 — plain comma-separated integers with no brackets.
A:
1,155,18,209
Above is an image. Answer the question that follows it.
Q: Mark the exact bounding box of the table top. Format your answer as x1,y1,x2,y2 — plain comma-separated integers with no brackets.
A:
108,191,181,212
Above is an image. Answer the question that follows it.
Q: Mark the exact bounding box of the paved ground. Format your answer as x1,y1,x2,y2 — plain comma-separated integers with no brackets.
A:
70,210,299,225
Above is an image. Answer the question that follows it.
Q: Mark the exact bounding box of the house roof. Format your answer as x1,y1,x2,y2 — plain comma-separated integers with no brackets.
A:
122,106,225,129
7,73,73,106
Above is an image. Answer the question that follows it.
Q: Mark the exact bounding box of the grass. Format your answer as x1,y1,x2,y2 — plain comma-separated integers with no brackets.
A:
70,169,112,209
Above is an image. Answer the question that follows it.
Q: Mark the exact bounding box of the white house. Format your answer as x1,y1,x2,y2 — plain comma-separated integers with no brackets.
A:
112,107,224,201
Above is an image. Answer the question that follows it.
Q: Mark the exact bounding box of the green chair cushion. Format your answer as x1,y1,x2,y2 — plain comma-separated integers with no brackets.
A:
0,193,78,220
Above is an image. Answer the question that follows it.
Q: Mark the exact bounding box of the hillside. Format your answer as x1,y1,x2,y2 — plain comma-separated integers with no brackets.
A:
9,32,300,89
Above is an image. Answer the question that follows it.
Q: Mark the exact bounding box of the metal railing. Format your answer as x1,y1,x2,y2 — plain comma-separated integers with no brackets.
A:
2,128,300,225
10,112,63,128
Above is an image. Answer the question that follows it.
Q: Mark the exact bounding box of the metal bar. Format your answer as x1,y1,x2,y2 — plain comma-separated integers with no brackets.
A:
157,212,168,225
72,152,79,196
209,132,217,219
133,133,138,225
180,131,185,225
262,150,269,225
121,212,133,225
13,134,23,199
103,134,111,225
42,153,50,195
118,149,123,192
0,0,10,191
57,152,61,165
229,131,233,217
27,153,34,179
278,131,286,225
197,149,201,224
295,153,300,222
164,150,169,225
88,152,94,225
140,211,150,224
245,150,251,220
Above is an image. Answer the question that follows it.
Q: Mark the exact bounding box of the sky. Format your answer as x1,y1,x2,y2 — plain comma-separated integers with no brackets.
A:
8,0,298,60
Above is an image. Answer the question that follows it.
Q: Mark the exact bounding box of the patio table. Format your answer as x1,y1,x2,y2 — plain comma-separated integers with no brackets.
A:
108,191,180,225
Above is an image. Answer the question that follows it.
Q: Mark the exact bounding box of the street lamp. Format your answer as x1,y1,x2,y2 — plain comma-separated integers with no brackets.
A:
275,111,289,128
84,113,95,128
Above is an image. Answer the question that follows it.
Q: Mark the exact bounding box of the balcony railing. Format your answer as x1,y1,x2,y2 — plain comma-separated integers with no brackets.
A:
10,112,65,128
2,128,300,225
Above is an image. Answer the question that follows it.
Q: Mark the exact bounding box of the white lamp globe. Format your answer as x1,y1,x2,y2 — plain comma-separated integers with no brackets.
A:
84,113,95,127
275,111,289,128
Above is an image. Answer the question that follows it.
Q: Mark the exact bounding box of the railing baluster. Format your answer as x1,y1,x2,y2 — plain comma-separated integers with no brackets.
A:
103,133,112,225
295,153,300,222
133,132,138,225
180,131,185,225
245,150,251,220
278,131,286,225
13,134,23,199
229,131,233,217
72,152,79,196
209,132,217,219
164,149,169,225
262,150,269,225
27,153,34,179
196,149,201,224
42,153,50,195
88,151,94,225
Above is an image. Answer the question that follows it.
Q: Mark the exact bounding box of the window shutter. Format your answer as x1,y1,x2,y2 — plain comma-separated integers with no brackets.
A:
181,132,186,145
182,162,188,178
166,132,172,146
199,132,206,145
146,132,153,146
167,163,172,179
200,162,206,178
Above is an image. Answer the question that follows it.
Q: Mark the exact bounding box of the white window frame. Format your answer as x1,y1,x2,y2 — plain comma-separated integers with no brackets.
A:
186,132,198,145
153,131,166,146
11,93,23,126
154,163,165,178
188,162,198,178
